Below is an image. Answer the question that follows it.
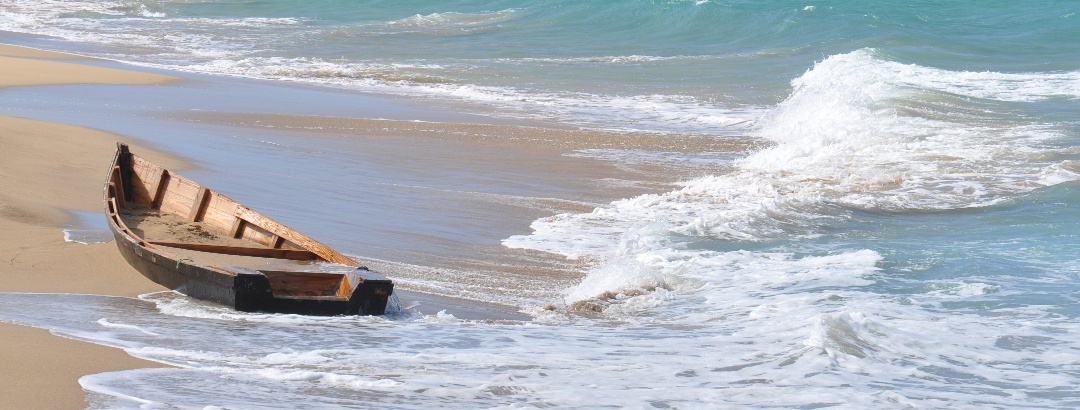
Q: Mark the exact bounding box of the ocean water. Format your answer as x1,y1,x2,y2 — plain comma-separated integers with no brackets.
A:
2,0,1080,408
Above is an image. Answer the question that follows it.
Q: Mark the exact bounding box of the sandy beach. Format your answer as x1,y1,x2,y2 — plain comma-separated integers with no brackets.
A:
0,45,181,409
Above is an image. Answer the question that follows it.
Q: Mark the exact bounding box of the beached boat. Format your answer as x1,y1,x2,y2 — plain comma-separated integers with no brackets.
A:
104,143,393,315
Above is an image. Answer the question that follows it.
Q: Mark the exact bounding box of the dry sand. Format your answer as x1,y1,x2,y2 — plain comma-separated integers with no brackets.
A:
0,44,183,409
0,44,176,87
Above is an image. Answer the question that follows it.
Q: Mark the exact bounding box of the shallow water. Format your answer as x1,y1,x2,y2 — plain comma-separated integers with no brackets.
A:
63,210,112,245
1,0,1079,408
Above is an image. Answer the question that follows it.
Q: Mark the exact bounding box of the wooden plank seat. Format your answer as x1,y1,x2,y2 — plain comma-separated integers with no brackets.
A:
148,241,318,261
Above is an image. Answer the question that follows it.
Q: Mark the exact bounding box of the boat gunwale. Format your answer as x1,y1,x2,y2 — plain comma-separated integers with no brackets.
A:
104,144,356,267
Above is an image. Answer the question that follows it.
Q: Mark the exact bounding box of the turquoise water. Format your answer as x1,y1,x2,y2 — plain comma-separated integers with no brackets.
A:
1,1,1080,408
8,1,1077,133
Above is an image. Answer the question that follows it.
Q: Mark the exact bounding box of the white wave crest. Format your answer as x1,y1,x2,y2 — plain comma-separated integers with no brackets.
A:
508,48,1079,305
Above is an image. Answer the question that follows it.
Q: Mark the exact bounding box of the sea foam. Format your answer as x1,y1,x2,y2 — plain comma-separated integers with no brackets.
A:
0,291,1074,408
506,49,1078,270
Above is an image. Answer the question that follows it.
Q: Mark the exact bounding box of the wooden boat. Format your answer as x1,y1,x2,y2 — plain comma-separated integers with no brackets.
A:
104,143,393,315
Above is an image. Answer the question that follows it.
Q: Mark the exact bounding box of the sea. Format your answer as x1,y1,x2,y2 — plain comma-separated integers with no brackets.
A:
2,1,1080,408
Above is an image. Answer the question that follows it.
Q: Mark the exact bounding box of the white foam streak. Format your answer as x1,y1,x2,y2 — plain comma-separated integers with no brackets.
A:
142,291,408,323
892,64,1080,103
175,55,760,133
63,229,113,244
96,318,159,335
496,55,706,64
383,9,521,31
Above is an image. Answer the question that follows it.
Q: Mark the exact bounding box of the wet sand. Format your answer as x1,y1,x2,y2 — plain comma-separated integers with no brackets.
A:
0,44,181,409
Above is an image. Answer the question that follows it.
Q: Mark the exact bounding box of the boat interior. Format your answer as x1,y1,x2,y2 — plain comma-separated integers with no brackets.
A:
106,145,367,298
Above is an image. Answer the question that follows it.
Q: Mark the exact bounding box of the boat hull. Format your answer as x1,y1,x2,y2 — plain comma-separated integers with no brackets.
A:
105,143,393,315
